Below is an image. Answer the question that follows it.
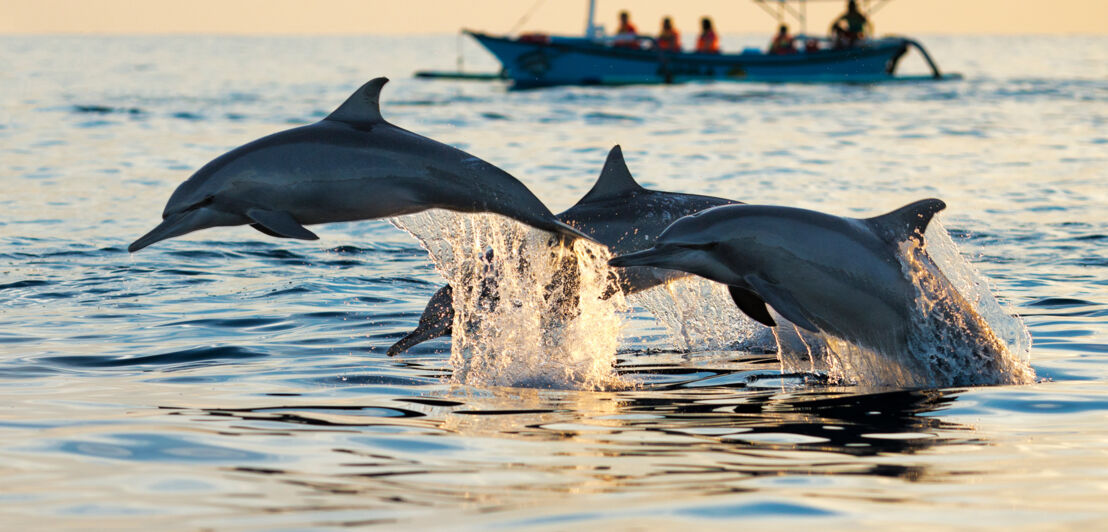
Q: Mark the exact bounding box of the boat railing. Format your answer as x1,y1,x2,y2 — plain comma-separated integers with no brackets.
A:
574,34,659,49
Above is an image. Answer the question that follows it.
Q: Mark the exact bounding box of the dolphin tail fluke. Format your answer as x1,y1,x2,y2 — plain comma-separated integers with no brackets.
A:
128,207,238,253
388,284,455,356
548,219,598,243
387,329,438,357
509,211,598,243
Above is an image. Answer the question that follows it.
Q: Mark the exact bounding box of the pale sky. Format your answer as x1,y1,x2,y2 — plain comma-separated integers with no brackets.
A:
1,0,1106,35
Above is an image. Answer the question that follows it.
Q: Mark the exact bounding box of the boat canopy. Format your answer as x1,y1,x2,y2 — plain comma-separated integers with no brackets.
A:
581,0,898,40
751,0,896,34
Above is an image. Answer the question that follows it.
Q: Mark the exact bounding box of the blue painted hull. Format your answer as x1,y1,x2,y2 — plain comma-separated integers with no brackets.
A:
468,31,913,87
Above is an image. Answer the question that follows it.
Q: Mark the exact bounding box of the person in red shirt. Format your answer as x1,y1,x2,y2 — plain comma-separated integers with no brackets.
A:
614,11,640,49
657,17,681,52
696,17,720,54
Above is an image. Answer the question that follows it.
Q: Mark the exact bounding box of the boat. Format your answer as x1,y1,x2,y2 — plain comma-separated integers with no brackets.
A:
417,0,958,88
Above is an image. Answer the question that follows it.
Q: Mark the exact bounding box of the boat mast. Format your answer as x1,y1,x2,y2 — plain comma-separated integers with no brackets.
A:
800,0,807,34
585,0,598,39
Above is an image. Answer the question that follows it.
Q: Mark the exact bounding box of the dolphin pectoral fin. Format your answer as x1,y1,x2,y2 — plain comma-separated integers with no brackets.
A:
250,223,283,238
245,209,319,241
744,276,820,333
727,286,776,327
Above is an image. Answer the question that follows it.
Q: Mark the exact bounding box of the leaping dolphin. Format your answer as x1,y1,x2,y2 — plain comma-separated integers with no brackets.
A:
606,199,1031,386
607,200,949,353
128,77,589,252
387,145,739,356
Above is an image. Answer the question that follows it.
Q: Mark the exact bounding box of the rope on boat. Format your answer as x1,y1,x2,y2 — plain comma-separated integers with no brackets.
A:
903,38,943,79
508,0,548,35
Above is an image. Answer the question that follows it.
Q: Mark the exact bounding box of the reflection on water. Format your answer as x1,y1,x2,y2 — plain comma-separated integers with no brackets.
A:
142,367,971,520
0,348,979,528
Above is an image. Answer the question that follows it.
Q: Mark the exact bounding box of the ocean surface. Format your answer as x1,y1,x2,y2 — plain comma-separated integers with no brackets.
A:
1,34,1106,529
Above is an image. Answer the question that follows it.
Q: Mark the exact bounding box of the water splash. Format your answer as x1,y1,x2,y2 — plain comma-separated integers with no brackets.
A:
898,222,1035,385
391,211,628,390
629,277,771,352
393,211,1032,389
923,222,1033,358
773,222,1035,387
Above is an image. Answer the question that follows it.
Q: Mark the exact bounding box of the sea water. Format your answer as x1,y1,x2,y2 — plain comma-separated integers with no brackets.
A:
1,34,1106,529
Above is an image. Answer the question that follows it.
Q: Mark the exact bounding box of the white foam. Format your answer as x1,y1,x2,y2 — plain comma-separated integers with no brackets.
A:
629,277,771,352
391,211,628,390
393,212,1033,390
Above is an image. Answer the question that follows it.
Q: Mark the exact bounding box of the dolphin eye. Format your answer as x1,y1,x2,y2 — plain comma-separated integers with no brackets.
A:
186,196,215,212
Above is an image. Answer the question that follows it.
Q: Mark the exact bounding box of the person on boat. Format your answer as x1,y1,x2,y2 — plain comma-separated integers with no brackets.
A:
614,11,640,49
830,0,869,48
656,17,681,52
696,17,720,54
768,24,795,55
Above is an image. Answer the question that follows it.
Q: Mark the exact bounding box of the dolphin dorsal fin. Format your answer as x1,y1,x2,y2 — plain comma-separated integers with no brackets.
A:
577,145,646,204
325,77,388,126
866,198,947,244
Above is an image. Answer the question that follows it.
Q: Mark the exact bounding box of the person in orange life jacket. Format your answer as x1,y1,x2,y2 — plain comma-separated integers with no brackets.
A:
769,24,795,54
614,10,640,49
696,17,720,54
657,17,681,51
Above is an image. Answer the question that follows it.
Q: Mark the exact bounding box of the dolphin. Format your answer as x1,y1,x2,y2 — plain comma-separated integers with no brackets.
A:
607,199,1005,362
128,77,589,252
388,284,455,356
387,145,739,356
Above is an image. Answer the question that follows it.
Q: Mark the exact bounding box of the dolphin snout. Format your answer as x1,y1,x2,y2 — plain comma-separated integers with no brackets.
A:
609,247,681,268
129,212,193,253
128,206,242,252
